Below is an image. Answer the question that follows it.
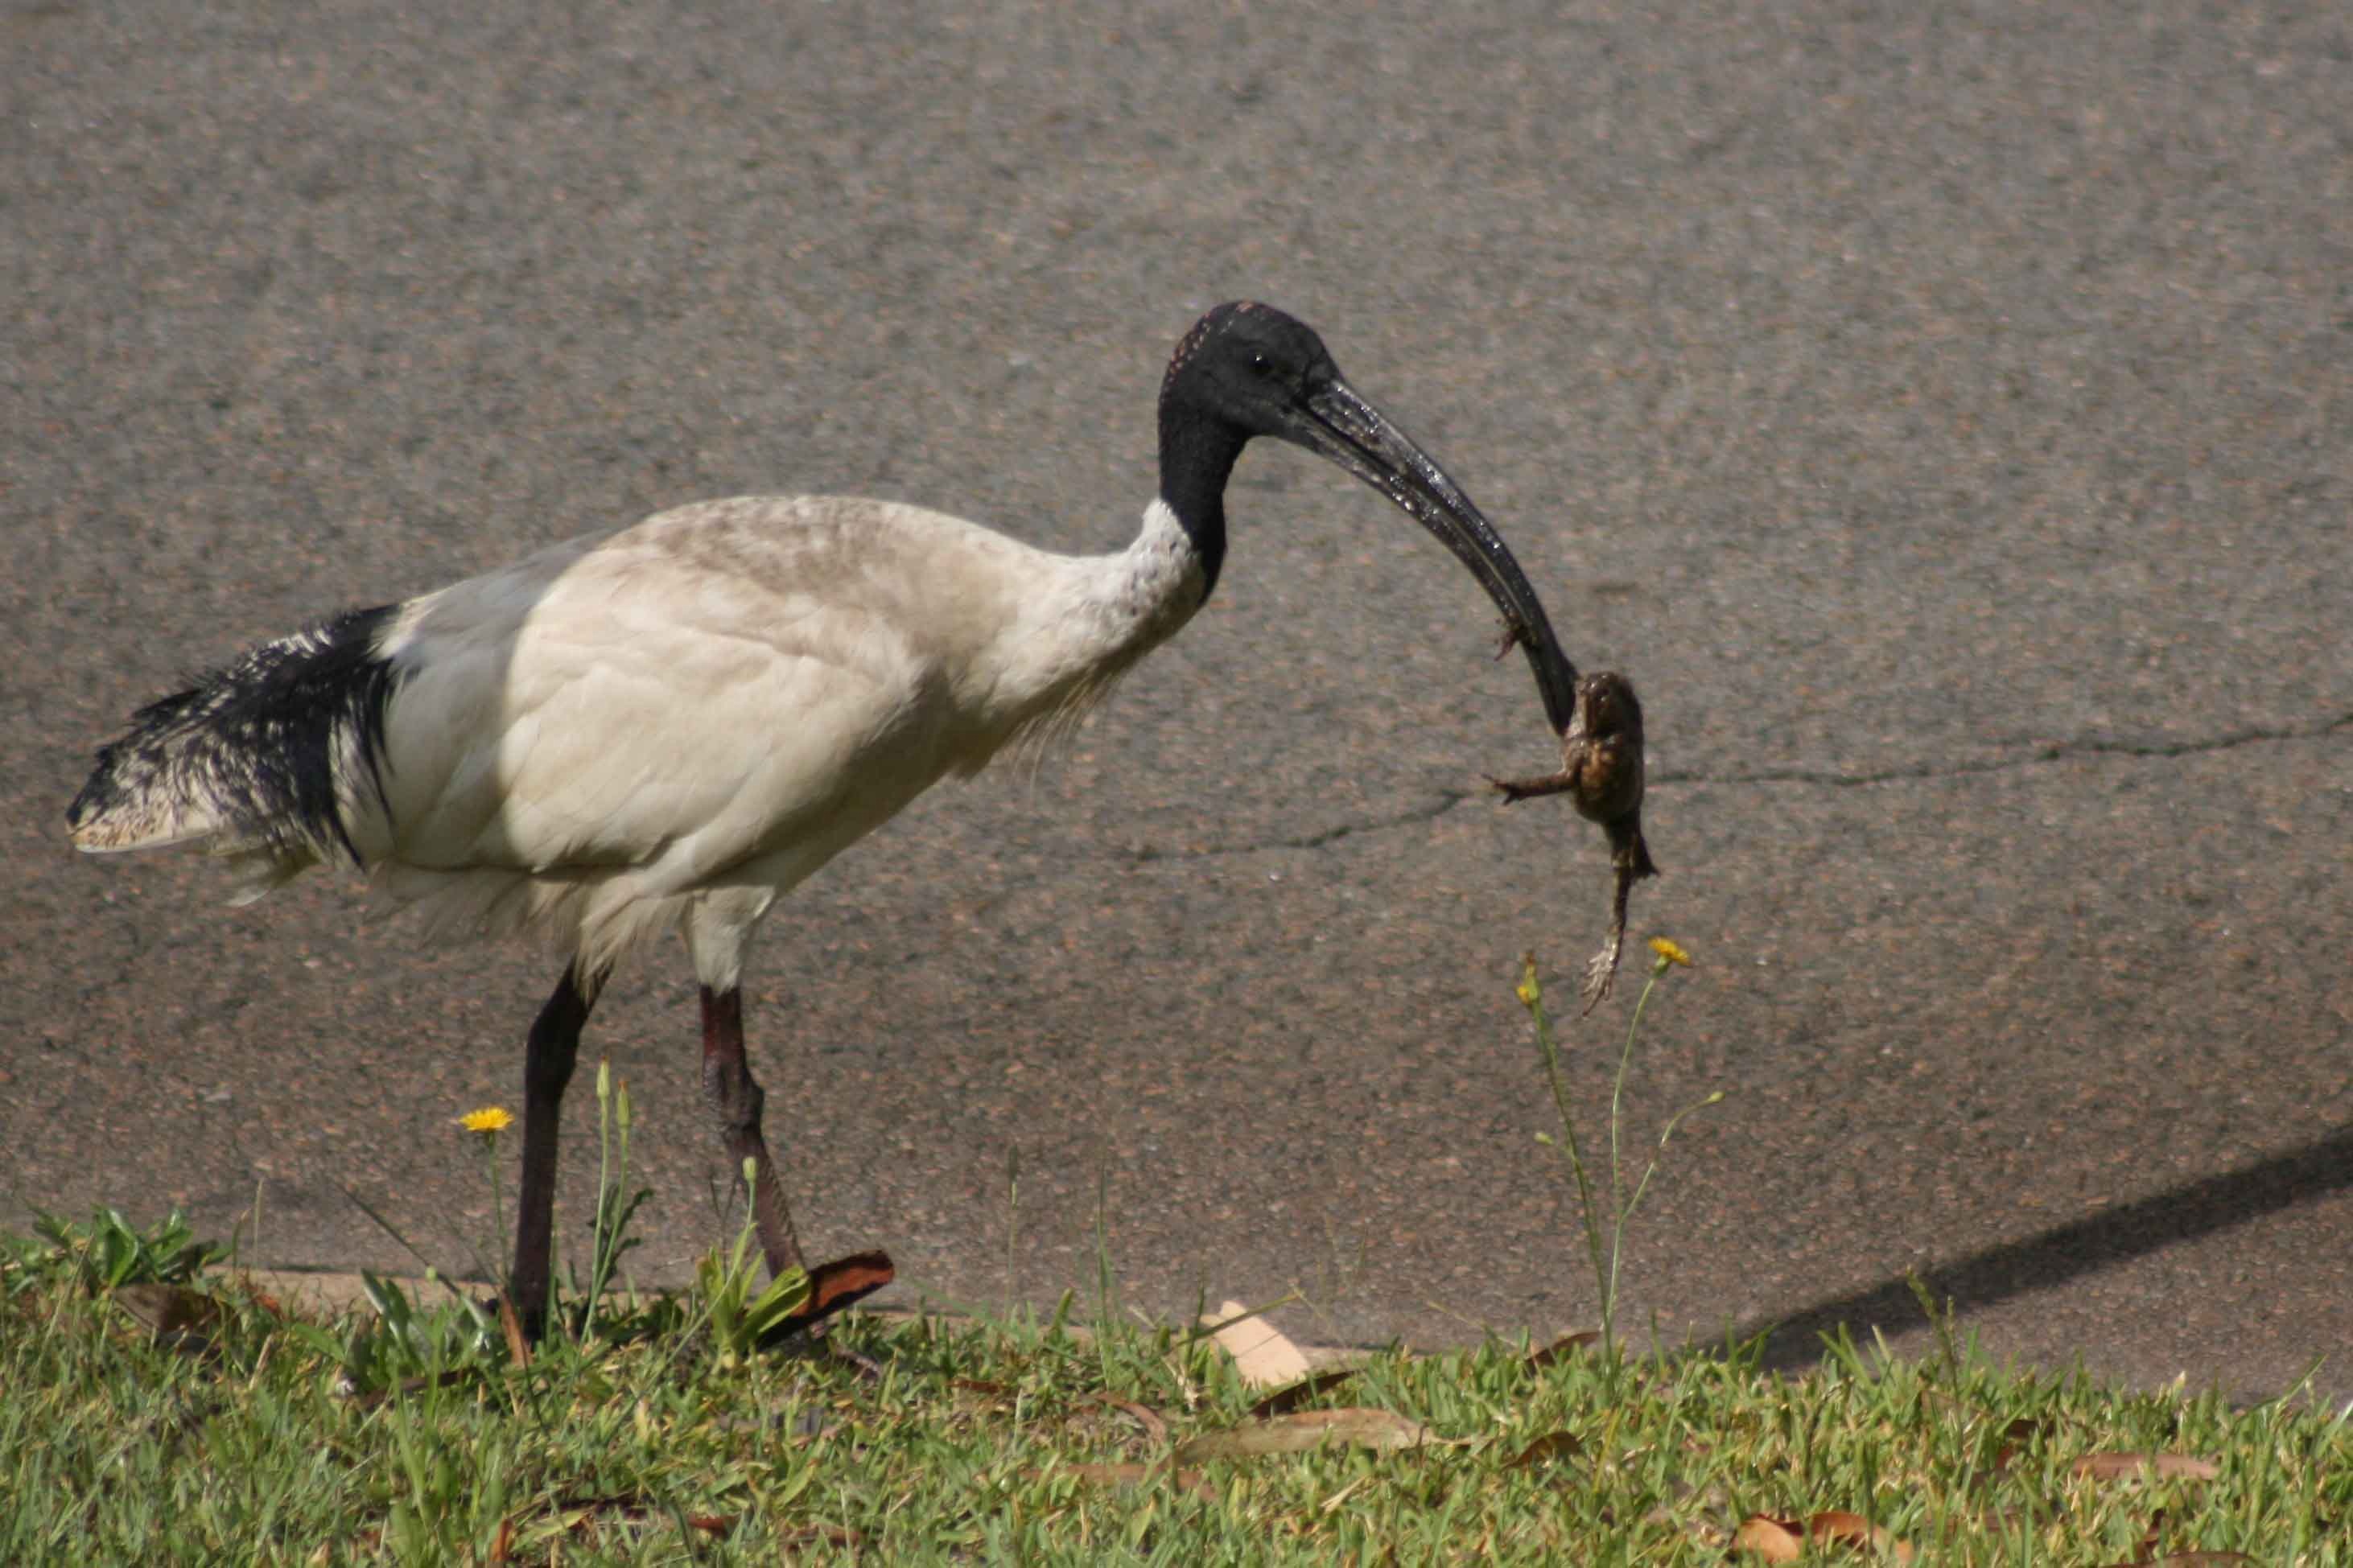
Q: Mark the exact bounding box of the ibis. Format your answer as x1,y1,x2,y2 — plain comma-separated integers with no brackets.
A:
68,301,1588,1332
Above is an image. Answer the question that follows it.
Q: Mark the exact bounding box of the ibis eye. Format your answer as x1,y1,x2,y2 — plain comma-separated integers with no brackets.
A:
1248,352,1274,378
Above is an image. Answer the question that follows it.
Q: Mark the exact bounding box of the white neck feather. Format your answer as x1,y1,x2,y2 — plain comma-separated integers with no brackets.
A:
963,499,1207,768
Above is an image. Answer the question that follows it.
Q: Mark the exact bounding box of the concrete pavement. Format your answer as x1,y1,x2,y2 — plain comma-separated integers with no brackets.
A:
4,0,2347,1399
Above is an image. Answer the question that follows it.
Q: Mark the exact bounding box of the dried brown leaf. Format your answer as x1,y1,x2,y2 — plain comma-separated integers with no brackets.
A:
1809,1510,1916,1562
1246,1366,1362,1418
113,1282,217,1335
497,1293,530,1368
1201,1300,1312,1389
954,1377,1014,1394
1733,1514,1806,1562
1527,1331,1602,1368
952,1377,1018,1404
1174,1407,1432,1465
1505,1430,1584,1469
1073,1389,1171,1445
113,1282,222,1356
1807,1509,1875,1551
821,1338,885,1381
2072,1453,2222,1483
554,1493,639,1531
1992,1415,2047,1472
548,1495,733,1540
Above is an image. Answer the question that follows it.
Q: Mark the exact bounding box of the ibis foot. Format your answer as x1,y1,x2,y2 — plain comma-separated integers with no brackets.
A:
759,1250,899,1356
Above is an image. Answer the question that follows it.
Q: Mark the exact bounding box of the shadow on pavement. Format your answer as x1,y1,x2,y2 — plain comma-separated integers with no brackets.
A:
1734,1125,2353,1381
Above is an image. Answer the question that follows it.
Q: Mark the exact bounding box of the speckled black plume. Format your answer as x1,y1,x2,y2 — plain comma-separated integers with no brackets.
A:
68,604,403,866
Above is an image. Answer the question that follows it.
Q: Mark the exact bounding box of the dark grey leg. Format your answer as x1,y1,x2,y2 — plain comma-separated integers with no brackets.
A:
700,984,806,1278
511,962,601,1335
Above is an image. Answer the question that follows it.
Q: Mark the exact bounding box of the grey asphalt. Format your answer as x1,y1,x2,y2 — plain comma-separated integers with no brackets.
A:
5,1,2347,1402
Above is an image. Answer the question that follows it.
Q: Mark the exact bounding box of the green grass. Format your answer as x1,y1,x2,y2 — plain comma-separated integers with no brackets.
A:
7,951,2343,1560
2,1211,2346,1563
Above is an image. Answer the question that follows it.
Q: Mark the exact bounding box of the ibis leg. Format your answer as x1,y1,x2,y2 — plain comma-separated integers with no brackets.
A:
512,962,600,1335
700,984,806,1278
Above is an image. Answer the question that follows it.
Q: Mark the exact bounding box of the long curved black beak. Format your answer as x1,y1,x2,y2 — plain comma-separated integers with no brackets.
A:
1292,378,1581,734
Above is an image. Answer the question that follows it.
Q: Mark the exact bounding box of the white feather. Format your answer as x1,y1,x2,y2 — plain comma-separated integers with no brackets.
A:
313,493,1205,982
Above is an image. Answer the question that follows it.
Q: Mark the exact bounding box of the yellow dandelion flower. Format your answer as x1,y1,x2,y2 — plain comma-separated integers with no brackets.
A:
1647,936,1692,968
457,1105,514,1135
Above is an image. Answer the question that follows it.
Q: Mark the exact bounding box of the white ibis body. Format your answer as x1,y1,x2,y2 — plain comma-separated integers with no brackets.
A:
68,302,1579,1332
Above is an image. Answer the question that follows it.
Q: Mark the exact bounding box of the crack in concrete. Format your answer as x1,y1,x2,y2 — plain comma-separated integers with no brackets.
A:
1124,708,2351,863
1671,708,2353,790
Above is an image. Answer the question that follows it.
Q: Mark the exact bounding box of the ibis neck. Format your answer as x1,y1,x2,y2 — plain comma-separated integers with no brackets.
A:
1156,405,1245,601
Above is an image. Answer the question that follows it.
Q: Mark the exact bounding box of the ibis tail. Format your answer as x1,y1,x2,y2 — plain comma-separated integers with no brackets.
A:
68,605,403,900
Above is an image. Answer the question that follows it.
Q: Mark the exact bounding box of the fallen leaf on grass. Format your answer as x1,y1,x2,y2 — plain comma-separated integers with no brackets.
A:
2072,1454,2221,1483
1808,1509,1916,1562
497,1293,530,1368
1527,1331,1601,1368
1733,1511,1915,1562
820,1338,886,1381
1200,1300,1312,1389
1734,1515,1805,1562
1049,1463,1219,1502
344,1500,719,1567
2104,1512,2252,1568
1505,1430,1585,1469
314,1528,385,1562
1073,1389,1170,1445
2132,1503,2172,1562
1247,1366,1362,1418
551,1495,733,1541
950,1376,1018,1412
1175,1408,1432,1464
1991,1416,2048,1472
113,1282,222,1357
111,1282,216,1330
